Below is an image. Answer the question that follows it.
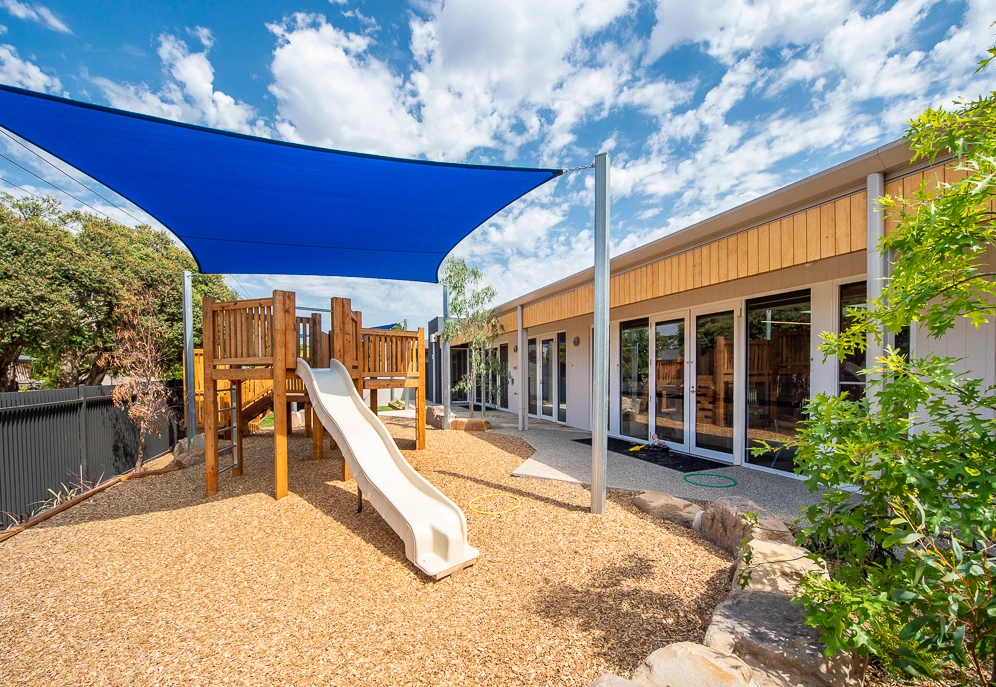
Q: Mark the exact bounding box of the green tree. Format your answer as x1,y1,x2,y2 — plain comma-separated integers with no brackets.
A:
788,51,996,684
0,194,81,390
0,193,235,389
439,257,508,418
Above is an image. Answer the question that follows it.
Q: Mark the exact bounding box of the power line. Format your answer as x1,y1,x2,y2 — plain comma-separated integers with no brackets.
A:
0,149,116,221
230,274,252,300
0,176,44,201
0,128,148,226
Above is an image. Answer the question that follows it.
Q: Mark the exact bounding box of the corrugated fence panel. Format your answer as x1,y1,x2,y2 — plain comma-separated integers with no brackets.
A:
0,385,176,519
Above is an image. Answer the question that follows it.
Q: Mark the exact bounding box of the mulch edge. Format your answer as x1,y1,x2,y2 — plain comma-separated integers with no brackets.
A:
0,464,181,544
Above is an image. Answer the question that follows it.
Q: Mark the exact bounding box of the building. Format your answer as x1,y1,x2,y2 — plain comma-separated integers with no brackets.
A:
441,139,995,478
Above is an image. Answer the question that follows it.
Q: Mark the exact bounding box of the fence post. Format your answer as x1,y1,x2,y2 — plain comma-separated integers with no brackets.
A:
77,384,87,482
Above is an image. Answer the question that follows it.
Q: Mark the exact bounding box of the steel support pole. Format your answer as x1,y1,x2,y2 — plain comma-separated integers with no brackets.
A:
591,152,610,515
182,270,197,438
442,285,451,430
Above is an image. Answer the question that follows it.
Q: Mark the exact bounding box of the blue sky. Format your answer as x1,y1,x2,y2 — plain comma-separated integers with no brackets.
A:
0,0,993,328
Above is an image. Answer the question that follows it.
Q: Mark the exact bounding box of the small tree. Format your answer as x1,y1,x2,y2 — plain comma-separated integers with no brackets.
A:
111,292,174,473
789,49,996,684
439,258,509,418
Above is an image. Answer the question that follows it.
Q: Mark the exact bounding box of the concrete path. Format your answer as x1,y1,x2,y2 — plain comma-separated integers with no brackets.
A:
490,415,821,523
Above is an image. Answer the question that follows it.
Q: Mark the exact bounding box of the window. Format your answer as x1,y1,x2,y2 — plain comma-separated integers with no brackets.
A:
527,338,537,415
839,282,867,401
557,332,567,423
745,290,811,472
620,319,649,439
654,320,684,444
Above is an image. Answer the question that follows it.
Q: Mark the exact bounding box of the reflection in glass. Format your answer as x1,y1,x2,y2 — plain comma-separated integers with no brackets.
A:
745,291,811,472
541,339,554,417
528,338,537,415
558,332,567,423
499,343,509,408
654,320,685,444
839,283,866,401
620,319,649,439
695,311,735,454
451,348,468,403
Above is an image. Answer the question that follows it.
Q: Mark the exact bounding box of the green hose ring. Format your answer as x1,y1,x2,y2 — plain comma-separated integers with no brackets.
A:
683,473,738,488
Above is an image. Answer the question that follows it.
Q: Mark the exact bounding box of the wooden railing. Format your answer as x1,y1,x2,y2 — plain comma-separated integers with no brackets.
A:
188,349,280,430
207,298,276,365
360,329,422,389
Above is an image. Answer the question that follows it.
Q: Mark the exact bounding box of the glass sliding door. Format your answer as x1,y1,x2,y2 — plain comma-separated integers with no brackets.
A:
620,319,650,440
528,338,537,415
557,333,567,422
839,283,866,402
694,311,735,455
451,348,468,403
499,343,509,408
745,290,811,473
541,339,554,417
654,319,685,445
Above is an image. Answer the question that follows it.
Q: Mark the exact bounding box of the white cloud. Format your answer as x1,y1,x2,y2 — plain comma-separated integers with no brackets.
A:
188,26,214,49
647,0,850,64
267,13,422,156
265,1,639,161
0,42,60,91
93,33,270,136
0,0,70,33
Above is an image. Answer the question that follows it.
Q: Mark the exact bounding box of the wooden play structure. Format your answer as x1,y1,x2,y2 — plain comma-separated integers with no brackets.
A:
191,290,426,498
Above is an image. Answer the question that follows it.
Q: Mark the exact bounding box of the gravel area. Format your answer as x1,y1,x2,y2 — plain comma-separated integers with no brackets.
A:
0,419,730,687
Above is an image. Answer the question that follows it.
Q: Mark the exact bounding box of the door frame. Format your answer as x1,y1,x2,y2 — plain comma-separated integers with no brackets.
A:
640,298,744,464
529,331,567,424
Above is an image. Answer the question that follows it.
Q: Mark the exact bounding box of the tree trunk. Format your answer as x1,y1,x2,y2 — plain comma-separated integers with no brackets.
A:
0,345,22,392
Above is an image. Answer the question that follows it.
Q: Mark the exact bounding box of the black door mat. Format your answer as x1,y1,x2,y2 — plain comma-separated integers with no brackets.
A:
573,437,729,473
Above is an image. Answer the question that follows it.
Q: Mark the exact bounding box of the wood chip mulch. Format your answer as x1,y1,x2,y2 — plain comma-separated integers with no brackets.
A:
0,418,730,687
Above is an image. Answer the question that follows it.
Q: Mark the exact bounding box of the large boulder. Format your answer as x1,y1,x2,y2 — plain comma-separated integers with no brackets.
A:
735,540,827,595
449,418,492,431
704,590,863,687
699,496,794,554
632,642,755,687
587,642,755,687
426,405,445,429
172,433,205,457
634,491,703,529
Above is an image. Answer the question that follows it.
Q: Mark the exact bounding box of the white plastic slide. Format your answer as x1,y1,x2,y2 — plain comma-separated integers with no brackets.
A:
296,358,479,579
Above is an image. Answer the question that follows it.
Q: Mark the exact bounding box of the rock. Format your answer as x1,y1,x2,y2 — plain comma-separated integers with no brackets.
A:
426,405,445,429
634,491,704,529
699,496,794,554
178,448,205,467
587,675,643,687
172,433,205,457
631,642,754,687
704,590,863,687
735,540,827,594
449,418,492,431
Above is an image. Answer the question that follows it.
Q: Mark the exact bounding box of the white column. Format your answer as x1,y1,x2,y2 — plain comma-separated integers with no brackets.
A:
517,305,528,431
866,173,887,407
591,152,610,515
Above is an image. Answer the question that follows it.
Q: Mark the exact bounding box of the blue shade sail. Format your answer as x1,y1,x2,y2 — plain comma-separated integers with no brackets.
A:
0,85,561,282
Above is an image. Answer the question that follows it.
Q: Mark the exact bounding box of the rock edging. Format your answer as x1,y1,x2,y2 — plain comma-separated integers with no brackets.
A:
590,492,865,687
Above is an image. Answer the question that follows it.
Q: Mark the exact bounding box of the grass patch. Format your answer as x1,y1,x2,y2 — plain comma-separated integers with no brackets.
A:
258,411,274,428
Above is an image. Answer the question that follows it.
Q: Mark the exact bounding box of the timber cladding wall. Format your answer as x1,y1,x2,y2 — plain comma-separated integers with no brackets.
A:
520,188,869,330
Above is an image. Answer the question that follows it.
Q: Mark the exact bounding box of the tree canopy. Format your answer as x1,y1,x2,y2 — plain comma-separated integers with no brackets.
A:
0,193,235,390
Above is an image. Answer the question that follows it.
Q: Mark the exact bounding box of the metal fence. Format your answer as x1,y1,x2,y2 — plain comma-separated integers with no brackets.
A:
0,385,180,519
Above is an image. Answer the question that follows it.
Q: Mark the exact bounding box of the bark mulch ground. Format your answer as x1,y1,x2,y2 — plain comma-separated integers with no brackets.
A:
0,418,730,687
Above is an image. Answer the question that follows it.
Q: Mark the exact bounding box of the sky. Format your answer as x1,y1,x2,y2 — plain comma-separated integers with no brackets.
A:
0,0,993,328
